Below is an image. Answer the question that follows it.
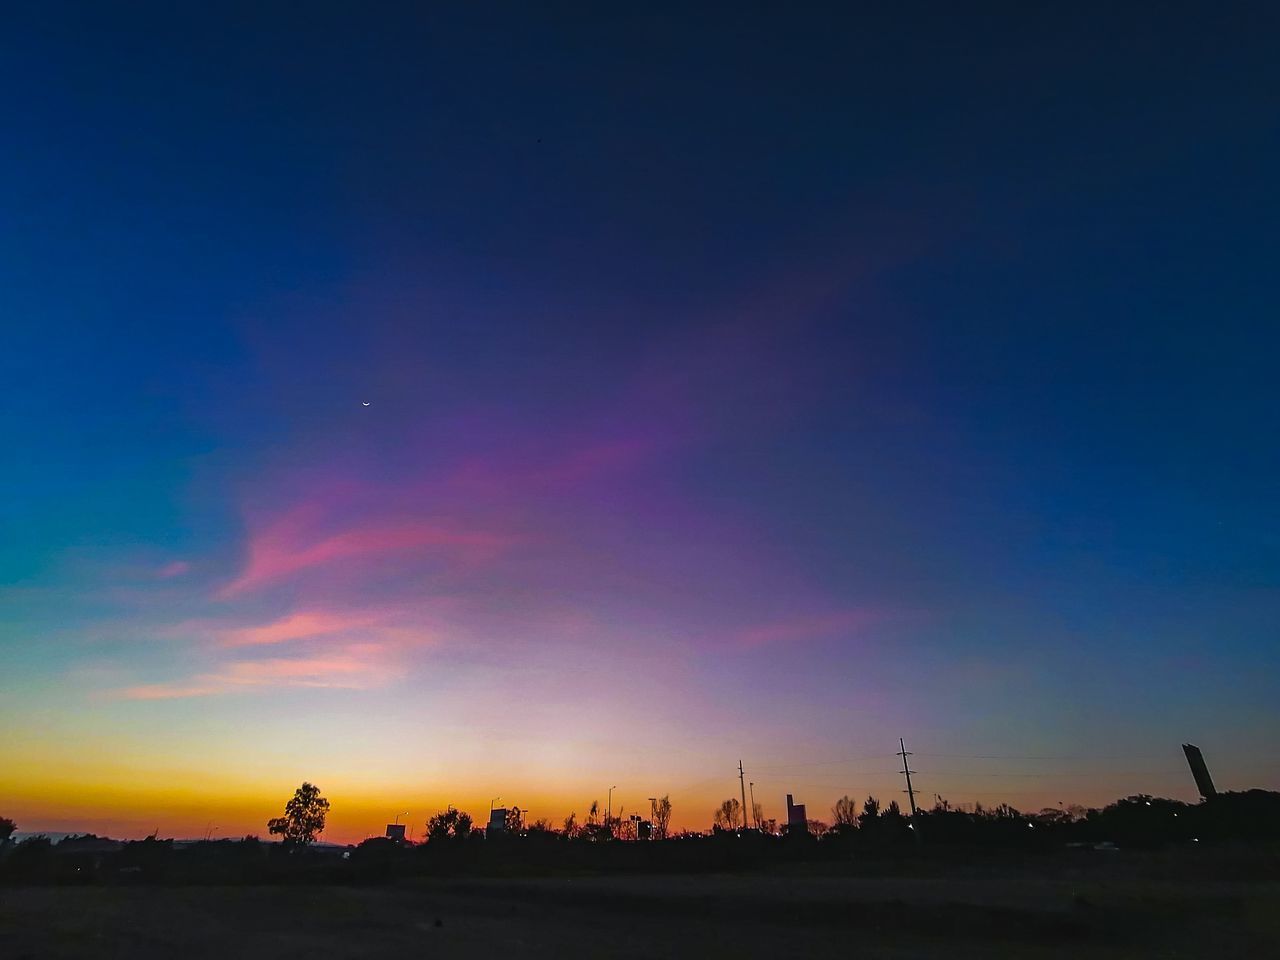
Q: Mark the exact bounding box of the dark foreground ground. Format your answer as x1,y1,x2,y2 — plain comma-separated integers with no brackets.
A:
2,854,1277,958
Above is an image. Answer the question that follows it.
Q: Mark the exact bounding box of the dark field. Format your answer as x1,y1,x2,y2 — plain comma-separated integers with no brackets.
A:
2,853,1278,959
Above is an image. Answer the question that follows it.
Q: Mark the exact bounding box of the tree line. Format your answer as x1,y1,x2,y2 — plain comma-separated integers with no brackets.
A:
4,784,1277,887
257,783,679,847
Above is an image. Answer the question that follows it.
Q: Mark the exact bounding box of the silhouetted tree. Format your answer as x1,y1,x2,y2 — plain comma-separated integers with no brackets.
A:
652,795,672,840
562,811,579,838
0,816,15,843
751,801,764,830
425,807,472,842
854,796,886,843
1203,790,1280,842
713,798,742,830
832,795,858,829
267,782,330,847
858,796,880,827
1036,806,1072,826
581,800,612,840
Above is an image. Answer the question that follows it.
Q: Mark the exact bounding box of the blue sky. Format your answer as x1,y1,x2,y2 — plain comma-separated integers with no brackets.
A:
2,3,1278,838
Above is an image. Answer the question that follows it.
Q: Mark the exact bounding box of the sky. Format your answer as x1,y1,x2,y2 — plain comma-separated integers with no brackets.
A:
2,3,1278,843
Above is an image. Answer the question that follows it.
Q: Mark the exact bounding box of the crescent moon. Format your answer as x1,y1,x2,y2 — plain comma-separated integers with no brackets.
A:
362,401,371,406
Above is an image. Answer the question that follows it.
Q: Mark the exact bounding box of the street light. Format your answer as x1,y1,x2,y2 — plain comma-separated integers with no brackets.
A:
491,796,502,812
608,786,617,821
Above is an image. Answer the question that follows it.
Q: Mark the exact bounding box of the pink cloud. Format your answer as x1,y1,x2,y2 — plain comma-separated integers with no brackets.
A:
221,518,512,597
156,561,190,579
219,610,383,648
219,648,393,683
113,644,402,700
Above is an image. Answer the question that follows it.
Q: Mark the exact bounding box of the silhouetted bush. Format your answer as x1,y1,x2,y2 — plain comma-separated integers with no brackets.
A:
118,834,174,881
2,836,56,882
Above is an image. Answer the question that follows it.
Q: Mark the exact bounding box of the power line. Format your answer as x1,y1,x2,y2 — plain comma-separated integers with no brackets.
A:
916,753,1182,761
918,770,1187,778
749,754,898,770
746,770,1188,783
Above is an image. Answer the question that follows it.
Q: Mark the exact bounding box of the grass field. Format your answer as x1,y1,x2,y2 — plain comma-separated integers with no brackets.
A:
2,855,1277,958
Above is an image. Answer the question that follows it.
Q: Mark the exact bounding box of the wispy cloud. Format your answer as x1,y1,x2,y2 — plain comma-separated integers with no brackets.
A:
113,644,402,700
218,610,385,648
220,516,512,597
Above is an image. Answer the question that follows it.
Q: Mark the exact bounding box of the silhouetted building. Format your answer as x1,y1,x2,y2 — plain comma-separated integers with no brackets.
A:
1182,743,1218,799
786,794,807,834
385,823,406,841
487,808,508,835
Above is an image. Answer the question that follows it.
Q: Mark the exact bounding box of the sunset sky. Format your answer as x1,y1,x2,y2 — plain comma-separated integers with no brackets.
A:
3,4,1278,843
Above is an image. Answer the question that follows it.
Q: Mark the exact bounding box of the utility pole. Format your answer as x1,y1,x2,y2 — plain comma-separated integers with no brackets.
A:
749,782,757,829
897,738,918,815
898,737,922,842
738,760,749,832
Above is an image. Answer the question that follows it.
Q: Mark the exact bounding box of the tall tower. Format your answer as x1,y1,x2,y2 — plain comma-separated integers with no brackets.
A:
1182,743,1218,800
